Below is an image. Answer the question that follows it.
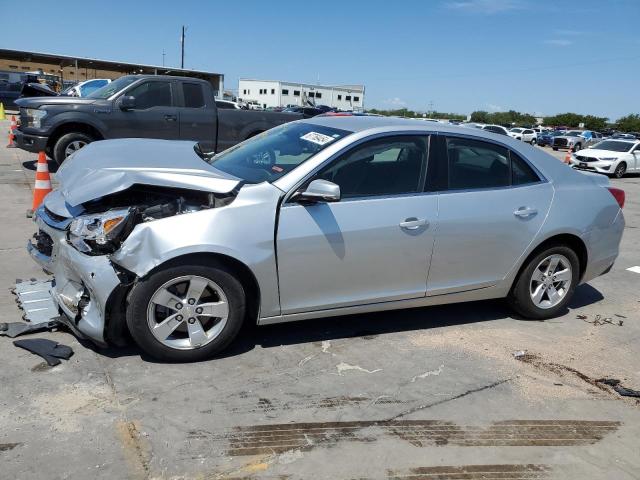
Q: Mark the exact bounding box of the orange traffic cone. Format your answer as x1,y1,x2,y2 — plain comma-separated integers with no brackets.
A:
30,152,52,213
564,146,573,164
6,116,17,148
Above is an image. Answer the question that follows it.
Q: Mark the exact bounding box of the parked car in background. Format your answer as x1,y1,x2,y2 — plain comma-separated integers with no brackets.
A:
245,100,262,110
570,139,640,178
611,133,637,140
62,79,111,97
482,124,510,136
538,130,564,147
552,130,599,151
14,75,301,164
215,99,241,109
509,128,537,144
27,117,625,361
283,106,324,118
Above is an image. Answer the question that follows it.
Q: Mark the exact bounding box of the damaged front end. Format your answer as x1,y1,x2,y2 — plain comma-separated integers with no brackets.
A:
26,139,241,346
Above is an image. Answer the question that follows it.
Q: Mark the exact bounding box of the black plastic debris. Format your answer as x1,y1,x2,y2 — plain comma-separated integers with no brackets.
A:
596,378,640,398
0,320,60,338
578,314,623,326
13,339,74,366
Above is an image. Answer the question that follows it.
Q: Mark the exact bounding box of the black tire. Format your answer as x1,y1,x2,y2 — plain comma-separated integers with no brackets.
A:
614,162,627,178
126,262,246,362
508,245,580,320
530,139,536,145
574,143,581,151
552,147,558,151
52,132,94,165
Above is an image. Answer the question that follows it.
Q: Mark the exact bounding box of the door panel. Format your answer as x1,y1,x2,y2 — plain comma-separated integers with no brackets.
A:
427,183,553,295
178,81,216,142
277,195,438,314
109,81,179,139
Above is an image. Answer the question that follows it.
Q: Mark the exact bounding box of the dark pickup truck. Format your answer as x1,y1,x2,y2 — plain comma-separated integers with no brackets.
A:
15,75,301,164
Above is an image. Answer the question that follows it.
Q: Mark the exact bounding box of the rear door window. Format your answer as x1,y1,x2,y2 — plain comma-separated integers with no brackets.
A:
183,82,205,108
511,152,540,185
446,137,510,190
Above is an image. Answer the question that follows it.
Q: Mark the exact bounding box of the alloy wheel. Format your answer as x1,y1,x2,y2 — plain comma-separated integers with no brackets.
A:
615,163,626,178
146,275,229,350
64,140,87,157
529,254,572,309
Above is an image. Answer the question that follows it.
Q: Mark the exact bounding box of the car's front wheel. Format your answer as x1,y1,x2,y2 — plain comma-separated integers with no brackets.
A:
52,132,94,165
508,245,579,320
613,162,627,178
126,262,246,361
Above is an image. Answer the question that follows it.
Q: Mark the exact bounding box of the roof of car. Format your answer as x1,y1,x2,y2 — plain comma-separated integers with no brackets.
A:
303,115,489,135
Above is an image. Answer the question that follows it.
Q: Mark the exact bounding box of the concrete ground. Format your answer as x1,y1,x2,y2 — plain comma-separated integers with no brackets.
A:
0,120,638,480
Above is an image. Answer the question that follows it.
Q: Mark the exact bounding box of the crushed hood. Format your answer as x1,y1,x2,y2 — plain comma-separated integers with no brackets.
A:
55,139,242,207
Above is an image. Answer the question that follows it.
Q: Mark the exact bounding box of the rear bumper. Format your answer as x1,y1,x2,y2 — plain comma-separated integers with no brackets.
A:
14,129,49,153
581,209,625,284
27,205,121,345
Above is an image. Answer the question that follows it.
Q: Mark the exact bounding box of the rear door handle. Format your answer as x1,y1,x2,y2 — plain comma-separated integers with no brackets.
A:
514,207,538,218
164,114,177,122
399,217,428,230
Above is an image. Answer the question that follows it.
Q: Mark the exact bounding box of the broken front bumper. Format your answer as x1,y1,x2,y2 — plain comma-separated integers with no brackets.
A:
27,205,122,345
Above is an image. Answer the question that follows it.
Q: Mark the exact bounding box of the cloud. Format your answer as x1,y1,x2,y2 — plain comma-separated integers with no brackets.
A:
445,0,524,14
544,39,573,46
385,97,407,107
487,103,504,112
554,29,583,36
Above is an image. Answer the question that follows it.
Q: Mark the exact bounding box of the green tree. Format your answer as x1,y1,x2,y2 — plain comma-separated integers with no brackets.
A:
616,114,640,132
470,110,489,123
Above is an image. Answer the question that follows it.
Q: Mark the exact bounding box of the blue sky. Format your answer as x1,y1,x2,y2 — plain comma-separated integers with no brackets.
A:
2,0,638,119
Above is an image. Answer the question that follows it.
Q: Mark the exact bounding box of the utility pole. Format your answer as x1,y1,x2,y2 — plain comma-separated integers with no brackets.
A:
162,49,166,67
180,26,186,69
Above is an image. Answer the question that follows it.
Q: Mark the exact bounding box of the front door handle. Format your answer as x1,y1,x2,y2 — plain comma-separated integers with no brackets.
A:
399,217,428,230
514,207,538,218
164,114,177,122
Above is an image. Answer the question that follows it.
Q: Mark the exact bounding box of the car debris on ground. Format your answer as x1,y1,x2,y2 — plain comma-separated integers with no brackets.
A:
596,378,640,398
577,314,623,326
13,338,73,366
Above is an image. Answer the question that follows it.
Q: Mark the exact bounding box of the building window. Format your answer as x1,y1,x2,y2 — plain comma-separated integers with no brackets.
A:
271,88,275,94
346,95,351,101
243,89,247,95
354,96,359,102
337,94,342,100
294,90,300,96
315,92,322,99
308,92,315,98
282,89,289,95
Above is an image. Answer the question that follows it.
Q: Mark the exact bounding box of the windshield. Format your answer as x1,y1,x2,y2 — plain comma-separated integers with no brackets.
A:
207,122,351,183
566,131,583,136
86,76,137,99
510,128,523,133
591,140,634,153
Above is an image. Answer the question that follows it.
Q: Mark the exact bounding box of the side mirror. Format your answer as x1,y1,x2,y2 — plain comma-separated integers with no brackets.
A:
294,179,341,203
119,95,136,110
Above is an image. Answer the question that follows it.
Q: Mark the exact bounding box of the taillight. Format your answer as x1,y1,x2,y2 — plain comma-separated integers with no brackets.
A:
607,187,625,209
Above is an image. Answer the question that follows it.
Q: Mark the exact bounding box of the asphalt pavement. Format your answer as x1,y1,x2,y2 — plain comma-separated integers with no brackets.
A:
0,122,639,480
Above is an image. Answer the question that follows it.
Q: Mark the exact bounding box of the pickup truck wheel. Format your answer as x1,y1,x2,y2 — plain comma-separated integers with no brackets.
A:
126,263,246,362
53,132,94,164
552,147,558,151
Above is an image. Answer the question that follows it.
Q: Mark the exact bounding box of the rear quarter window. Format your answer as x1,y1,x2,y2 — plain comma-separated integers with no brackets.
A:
183,83,205,108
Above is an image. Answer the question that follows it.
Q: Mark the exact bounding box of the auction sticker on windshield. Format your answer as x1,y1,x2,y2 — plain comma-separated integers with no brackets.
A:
301,132,336,146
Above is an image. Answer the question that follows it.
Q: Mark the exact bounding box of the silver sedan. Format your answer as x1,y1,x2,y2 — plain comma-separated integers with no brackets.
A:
28,117,625,361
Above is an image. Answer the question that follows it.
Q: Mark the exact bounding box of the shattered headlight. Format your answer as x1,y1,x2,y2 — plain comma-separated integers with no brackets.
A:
25,108,47,128
68,208,133,254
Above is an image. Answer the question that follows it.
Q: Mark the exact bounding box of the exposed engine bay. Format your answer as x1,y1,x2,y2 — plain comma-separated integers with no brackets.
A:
64,185,238,256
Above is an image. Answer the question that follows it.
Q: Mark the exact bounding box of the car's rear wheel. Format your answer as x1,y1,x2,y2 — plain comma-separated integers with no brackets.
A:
613,162,627,178
552,147,558,151
508,245,579,320
126,263,246,361
52,132,94,165
530,138,536,145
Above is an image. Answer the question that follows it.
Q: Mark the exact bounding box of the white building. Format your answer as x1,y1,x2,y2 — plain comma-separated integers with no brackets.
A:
238,79,365,111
